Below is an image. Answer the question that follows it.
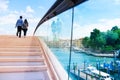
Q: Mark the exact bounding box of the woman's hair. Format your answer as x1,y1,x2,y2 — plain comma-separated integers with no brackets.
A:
24,19,28,23
24,19,28,27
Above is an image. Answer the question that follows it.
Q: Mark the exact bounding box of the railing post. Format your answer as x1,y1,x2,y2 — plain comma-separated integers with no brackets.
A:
68,8,74,80
77,69,80,80
86,73,88,80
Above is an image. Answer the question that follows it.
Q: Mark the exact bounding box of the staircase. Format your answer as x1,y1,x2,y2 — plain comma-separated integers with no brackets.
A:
0,35,57,80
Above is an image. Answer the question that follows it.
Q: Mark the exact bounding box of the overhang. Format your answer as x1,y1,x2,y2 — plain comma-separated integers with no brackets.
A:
34,0,88,34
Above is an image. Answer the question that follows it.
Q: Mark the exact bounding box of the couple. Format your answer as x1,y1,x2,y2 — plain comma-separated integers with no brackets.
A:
15,16,28,38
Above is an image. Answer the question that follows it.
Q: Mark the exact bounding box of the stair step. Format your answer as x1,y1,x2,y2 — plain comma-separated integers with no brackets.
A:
0,52,42,56
0,50,41,52
0,47,41,49
0,37,40,47
0,62,45,66
0,71,50,80
0,46,40,49
0,58,44,62
0,52,42,54
0,46,41,52
0,56,42,58
0,66,47,72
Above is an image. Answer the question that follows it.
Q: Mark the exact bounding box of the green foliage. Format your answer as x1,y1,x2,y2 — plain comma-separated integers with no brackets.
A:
114,45,120,50
89,29,101,49
82,26,120,52
82,37,90,48
115,29,120,37
106,30,118,46
95,34,106,49
111,26,119,32
90,28,100,41
102,46,113,52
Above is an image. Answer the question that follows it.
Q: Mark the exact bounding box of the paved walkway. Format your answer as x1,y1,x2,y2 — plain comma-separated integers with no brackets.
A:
0,35,58,80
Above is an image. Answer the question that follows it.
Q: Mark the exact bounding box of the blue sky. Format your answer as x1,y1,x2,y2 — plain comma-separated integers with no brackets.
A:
1,0,120,39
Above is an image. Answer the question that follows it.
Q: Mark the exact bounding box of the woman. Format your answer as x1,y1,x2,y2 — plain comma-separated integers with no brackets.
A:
22,19,28,37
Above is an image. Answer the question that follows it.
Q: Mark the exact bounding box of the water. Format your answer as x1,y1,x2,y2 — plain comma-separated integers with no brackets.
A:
50,48,113,80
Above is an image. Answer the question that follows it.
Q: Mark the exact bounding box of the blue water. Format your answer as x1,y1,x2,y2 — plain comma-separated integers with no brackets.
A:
50,48,113,80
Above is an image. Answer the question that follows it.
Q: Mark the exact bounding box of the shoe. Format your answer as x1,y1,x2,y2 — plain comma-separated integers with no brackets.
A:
16,33,18,36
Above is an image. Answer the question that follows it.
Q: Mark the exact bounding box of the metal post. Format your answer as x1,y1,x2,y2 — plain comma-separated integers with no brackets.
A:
68,8,74,80
84,60,86,70
114,51,116,63
98,60,101,80
86,74,88,80
78,69,80,80
118,63,120,78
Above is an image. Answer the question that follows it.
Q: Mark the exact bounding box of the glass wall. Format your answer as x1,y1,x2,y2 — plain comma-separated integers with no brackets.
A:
35,0,120,79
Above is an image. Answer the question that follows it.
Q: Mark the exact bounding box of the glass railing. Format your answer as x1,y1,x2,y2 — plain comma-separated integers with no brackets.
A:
35,0,120,79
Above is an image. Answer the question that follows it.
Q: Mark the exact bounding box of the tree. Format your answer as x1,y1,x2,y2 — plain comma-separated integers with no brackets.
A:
82,26,120,52
106,30,119,46
90,28,101,49
113,29,120,49
90,28,100,41
111,26,120,49
111,26,119,32
115,28,120,38
82,37,90,48
95,33,106,50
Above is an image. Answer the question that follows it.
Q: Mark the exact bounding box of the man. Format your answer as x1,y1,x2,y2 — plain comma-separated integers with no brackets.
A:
15,16,23,38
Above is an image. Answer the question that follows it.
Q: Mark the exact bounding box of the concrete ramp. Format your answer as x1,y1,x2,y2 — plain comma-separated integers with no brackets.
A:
0,35,58,80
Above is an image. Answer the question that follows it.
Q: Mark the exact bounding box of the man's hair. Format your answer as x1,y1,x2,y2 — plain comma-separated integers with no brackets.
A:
20,16,22,19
